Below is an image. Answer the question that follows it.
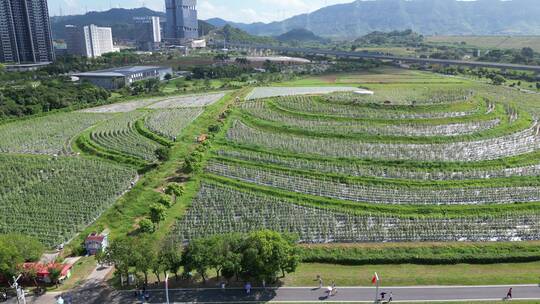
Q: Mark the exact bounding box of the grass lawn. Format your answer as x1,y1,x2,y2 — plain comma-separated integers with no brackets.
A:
273,68,466,87
281,263,540,287
52,256,96,291
426,35,540,52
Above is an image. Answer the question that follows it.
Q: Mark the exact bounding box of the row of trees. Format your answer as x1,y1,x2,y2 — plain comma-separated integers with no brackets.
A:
0,79,111,119
100,230,299,286
0,234,44,280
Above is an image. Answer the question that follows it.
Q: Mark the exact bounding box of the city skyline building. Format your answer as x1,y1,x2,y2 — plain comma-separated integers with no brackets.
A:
65,24,118,58
165,0,199,44
0,0,55,64
134,16,162,51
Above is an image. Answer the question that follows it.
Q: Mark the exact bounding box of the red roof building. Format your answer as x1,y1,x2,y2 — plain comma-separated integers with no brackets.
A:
22,263,72,283
85,231,109,255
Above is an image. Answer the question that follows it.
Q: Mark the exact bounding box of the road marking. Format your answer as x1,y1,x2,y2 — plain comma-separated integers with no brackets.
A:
136,284,540,292
162,299,540,304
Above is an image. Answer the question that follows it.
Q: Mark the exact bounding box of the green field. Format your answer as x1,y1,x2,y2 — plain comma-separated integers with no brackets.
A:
283,262,540,286
427,35,540,52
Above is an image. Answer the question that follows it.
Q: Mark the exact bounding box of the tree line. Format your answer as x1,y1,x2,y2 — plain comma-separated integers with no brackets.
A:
0,78,110,120
99,230,299,286
0,234,44,280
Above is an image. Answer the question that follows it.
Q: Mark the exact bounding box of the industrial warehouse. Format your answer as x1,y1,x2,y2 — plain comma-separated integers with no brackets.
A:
73,66,173,89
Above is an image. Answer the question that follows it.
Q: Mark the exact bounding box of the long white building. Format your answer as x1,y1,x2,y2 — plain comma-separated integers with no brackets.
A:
66,24,119,58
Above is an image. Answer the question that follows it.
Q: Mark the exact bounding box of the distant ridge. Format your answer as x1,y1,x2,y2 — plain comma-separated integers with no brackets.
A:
205,0,540,39
51,8,214,40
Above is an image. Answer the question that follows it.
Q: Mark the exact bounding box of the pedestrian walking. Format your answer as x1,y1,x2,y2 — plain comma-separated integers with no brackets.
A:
326,285,333,297
331,281,337,296
144,291,150,302
245,282,252,294
388,292,393,303
318,277,323,289
506,288,513,300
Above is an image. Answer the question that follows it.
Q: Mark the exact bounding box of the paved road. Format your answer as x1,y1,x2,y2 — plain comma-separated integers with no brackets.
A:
13,284,540,303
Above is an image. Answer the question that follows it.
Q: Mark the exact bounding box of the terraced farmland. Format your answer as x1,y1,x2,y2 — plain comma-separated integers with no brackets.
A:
0,92,222,248
90,111,164,162
173,83,540,244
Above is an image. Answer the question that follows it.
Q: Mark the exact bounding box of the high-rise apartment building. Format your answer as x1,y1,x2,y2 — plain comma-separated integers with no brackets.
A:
0,0,55,64
65,24,118,58
165,0,198,43
134,16,161,51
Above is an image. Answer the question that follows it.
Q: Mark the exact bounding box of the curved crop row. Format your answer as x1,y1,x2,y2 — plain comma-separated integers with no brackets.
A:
174,183,540,243
91,112,164,162
241,100,503,137
274,95,483,119
324,88,474,105
227,120,540,162
206,160,540,205
215,147,540,181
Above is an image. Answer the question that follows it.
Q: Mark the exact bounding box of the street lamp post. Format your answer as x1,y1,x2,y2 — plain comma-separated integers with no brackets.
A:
165,272,170,304
11,275,26,304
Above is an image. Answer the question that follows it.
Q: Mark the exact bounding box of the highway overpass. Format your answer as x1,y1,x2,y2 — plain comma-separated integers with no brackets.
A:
226,43,540,73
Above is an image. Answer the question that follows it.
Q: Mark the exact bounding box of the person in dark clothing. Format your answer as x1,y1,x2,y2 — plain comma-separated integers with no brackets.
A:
506,288,513,300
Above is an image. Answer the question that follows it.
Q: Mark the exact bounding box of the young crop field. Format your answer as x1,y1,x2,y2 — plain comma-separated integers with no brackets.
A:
0,154,136,247
0,112,112,155
246,87,358,100
172,77,540,245
148,92,226,108
144,108,204,140
79,98,161,113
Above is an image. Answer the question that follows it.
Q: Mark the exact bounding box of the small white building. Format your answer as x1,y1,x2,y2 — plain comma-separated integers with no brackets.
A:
84,230,110,255
191,39,207,49
354,89,375,96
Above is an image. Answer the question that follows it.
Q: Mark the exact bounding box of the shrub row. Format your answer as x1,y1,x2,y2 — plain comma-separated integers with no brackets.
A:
299,242,540,265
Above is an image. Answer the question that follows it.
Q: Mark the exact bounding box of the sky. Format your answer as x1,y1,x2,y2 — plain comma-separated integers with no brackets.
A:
48,0,354,23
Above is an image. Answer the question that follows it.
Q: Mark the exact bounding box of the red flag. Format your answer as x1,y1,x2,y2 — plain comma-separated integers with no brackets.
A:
372,273,379,284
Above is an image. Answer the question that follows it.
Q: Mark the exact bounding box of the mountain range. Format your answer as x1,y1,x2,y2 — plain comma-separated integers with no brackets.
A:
50,8,214,40
206,0,540,39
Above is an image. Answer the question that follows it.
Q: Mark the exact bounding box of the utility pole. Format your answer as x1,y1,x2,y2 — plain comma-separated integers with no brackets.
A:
11,275,26,304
